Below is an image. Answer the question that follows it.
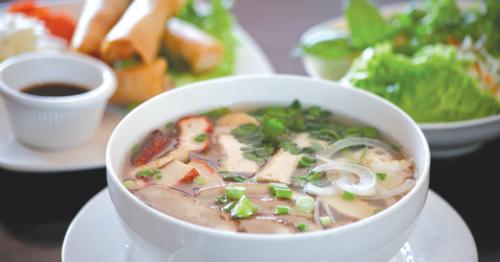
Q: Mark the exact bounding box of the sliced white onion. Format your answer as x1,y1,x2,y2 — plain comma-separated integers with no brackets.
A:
322,201,336,224
312,161,376,196
304,182,339,196
319,137,399,158
313,200,321,225
360,179,416,200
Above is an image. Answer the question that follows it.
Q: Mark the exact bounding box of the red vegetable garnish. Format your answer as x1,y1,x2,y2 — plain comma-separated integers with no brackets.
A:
132,130,171,167
179,168,200,183
8,0,76,43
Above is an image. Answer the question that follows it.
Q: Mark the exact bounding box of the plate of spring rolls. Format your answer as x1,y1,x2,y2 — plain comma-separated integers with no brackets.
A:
0,0,274,173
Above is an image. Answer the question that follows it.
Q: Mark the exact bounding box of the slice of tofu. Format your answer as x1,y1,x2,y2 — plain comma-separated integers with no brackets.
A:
188,158,224,186
218,134,260,173
164,18,223,74
256,133,315,184
154,160,199,187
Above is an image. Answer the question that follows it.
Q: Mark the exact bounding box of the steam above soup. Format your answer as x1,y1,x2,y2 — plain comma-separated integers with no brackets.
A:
121,101,416,234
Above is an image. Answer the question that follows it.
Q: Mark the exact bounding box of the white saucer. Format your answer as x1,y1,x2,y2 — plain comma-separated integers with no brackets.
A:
0,1,274,173
62,190,477,262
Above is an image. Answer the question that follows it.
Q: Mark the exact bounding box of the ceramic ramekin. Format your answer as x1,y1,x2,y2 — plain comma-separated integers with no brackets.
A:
106,75,430,262
0,51,116,150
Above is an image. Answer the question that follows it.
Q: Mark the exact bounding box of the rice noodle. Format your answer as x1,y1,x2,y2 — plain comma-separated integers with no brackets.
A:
312,161,377,196
319,137,399,159
360,179,416,200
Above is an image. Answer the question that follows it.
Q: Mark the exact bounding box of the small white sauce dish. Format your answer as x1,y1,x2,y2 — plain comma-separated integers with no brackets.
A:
106,75,430,262
0,51,116,150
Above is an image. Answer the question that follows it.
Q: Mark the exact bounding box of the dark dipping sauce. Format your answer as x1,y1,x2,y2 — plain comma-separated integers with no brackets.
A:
22,82,89,97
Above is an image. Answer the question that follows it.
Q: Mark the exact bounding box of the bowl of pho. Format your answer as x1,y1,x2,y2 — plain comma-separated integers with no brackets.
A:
106,75,430,262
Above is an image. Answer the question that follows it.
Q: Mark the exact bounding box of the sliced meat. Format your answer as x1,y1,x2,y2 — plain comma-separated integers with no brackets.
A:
218,134,260,173
188,158,224,187
319,195,376,220
256,133,315,184
131,116,213,173
135,185,238,232
195,183,271,201
279,215,322,232
131,130,171,167
163,18,223,74
176,116,213,153
362,150,415,190
154,160,200,187
240,217,295,234
216,112,259,128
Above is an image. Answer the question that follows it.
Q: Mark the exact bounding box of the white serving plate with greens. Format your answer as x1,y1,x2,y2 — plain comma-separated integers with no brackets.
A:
0,1,274,173
300,1,500,158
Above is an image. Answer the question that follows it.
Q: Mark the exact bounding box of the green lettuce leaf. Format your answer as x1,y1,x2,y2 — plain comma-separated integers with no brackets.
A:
343,44,500,123
169,0,238,86
345,0,389,48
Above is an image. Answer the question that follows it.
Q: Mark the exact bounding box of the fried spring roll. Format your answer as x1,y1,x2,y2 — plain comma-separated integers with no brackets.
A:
110,58,170,104
164,17,224,74
71,0,129,56
101,0,184,64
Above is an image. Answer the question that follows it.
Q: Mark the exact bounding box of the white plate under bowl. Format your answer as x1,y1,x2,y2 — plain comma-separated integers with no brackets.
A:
300,1,500,158
61,189,477,262
0,1,274,173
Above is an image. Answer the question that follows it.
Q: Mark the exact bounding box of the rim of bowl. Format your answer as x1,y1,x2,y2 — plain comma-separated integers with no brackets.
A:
106,74,431,240
0,51,116,107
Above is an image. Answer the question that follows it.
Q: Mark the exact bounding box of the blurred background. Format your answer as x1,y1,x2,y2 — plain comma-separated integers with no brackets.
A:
0,0,499,261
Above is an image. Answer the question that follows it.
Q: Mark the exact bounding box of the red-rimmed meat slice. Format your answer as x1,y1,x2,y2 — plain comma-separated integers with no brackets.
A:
131,130,171,167
132,116,213,172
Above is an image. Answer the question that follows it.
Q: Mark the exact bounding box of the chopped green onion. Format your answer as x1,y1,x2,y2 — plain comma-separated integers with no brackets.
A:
376,172,387,181
298,155,317,168
135,168,162,180
293,172,323,184
297,223,308,232
122,180,136,190
263,117,285,139
193,175,208,185
164,122,174,129
223,201,237,212
219,171,247,182
230,195,257,219
225,186,246,200
320,216,334,226
275,205,290,215
195,133,208,142
131,143,141,155
295,196,315,213
216,194,229,204
342,191,356,201
269,184,293,199
301,144,321,154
